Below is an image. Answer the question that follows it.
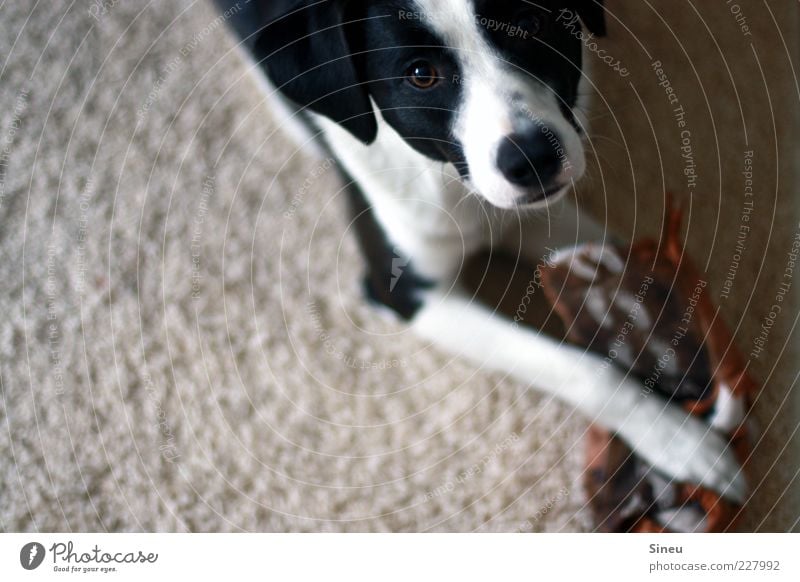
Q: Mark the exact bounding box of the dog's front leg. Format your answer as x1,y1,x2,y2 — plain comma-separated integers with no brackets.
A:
412,288,747,503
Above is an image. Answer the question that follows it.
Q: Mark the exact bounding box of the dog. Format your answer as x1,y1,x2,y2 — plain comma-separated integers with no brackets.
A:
215,0,746,503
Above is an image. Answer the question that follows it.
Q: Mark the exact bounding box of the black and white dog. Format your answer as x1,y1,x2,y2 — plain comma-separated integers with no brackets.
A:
216,0,745,502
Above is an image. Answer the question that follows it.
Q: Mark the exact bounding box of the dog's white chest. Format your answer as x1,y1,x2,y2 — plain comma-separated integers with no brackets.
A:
316,111,500,280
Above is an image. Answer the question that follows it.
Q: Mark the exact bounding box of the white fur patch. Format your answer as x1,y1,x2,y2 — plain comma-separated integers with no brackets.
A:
314,110,493,281
585,288,612,329
586,244,625,274
709,382,746,433
613,291,639,318
549,247,600,281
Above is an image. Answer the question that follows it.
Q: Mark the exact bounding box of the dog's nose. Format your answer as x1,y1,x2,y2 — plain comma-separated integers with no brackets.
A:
496,130,563,188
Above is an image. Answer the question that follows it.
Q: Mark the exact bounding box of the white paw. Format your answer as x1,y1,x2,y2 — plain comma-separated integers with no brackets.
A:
624,401,748,504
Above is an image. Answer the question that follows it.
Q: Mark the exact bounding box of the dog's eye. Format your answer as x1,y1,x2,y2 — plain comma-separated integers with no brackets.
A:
406,61,440,89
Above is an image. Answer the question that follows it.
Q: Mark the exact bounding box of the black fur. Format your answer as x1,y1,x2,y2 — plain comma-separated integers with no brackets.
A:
569,0,607,37
350,1,467,167
470,0,589,125
252,0,379,144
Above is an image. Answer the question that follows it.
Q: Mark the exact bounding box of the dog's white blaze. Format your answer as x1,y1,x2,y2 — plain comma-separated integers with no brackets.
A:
412,0,586,209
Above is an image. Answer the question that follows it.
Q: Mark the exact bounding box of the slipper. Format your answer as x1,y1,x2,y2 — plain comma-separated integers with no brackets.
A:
539,198,758,532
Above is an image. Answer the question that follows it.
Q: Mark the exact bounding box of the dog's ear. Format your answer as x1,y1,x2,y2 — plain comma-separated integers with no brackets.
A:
570,0,607,37
254,0,377,144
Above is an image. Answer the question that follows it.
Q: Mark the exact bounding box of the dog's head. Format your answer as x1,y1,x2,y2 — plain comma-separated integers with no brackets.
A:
257,0,605,209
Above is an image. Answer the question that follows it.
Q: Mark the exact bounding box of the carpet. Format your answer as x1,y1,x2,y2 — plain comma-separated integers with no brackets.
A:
1,0,797,532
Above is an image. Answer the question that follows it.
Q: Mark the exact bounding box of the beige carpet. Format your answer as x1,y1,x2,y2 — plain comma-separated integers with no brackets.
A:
0,0,797,532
